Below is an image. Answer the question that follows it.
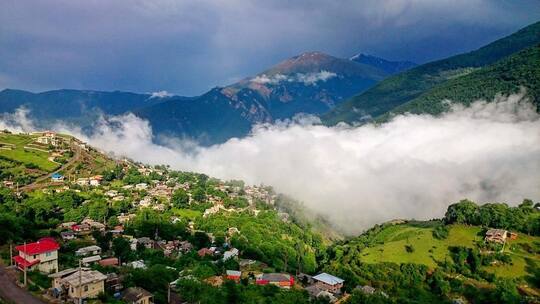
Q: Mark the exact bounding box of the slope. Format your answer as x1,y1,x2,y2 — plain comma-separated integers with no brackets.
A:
322,20,540,125
381,44,540,118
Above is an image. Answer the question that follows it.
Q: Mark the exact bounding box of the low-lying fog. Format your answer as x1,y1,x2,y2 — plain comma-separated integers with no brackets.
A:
2,92,539,234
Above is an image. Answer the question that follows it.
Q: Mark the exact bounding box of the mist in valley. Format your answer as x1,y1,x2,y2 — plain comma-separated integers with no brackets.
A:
2,92,539,234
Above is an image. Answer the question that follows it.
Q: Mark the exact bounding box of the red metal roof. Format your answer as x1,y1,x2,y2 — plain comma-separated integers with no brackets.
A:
15,239,60,255
99,257,119,266
13,255,40,267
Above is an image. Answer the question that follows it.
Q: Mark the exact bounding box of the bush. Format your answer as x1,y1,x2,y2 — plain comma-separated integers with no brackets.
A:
405,245,415,253
432,225,449,240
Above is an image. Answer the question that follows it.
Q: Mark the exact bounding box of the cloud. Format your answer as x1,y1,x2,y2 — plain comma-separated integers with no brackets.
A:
2,93,539,234
149,90,173,99
0,107,35,133
251,71,337,86
0,1,539,94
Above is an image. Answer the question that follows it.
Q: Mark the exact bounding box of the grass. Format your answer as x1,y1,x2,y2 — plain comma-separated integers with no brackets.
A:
171,208,202,220
360,224,540,278
361,224,481,267
0,133,58,171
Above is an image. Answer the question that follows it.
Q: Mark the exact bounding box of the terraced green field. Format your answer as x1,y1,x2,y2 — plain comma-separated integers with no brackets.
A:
0,133,58,171
360,223,540,278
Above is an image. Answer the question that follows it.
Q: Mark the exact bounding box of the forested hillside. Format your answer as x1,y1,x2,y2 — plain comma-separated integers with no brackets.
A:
381,45,540,118
322,21,540,125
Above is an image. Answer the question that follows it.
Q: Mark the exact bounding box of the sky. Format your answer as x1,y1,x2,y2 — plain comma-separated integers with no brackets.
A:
0,0,539,96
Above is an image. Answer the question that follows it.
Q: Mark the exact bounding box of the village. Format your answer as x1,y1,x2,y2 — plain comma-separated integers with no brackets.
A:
2,141,352,304
1,131,532,304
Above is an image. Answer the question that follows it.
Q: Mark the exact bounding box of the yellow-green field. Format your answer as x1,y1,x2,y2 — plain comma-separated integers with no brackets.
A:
0,133,58,171
360,224,540,278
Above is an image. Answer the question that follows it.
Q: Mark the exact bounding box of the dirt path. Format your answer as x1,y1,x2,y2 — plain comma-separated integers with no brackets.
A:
0,265,46,304
20,143,81,192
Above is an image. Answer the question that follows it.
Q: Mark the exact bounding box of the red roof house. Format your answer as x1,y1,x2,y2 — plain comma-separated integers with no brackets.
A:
256,273,294,288
14,238,60,273
99,257,119,267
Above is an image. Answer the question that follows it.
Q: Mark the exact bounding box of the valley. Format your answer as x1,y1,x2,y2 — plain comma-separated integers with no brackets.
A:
0,133,539,303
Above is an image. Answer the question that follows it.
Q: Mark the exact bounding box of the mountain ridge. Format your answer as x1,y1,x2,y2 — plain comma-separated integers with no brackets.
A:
322,20,540,125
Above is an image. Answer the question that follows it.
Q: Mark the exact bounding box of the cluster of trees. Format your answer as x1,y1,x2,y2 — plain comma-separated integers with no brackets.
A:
391,45,540,117
444,199,540,234
176,279,324,304
198,211,323,274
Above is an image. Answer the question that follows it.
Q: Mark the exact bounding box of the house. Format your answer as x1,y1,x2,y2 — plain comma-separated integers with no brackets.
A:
82,218,106,231
105,272,123,292
60,231,76,241
135,183,148,190
255,273,294,289
75,245,102,256
226,270,242,282
60,269,107,300
89,175,103,186
198,248,213,257
71,223,92,234
82,255,102,266
305,285,337,303
118,213,136,224
485,229,508,243
357,285,376,295
76,178,90,186
51,173,64,182
99,257,119,267
105,190,118,197
13,238,60,273
36,132,58,146
223,248,239,261
128,260,147,269
122,287,154,304
49,268,83,296
137,237,154,249
312,273,344,293
178,241,193,253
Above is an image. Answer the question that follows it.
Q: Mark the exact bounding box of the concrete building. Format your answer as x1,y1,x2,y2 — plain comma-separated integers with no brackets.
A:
122,287,154,304
13,238,59,273
60,269,107,300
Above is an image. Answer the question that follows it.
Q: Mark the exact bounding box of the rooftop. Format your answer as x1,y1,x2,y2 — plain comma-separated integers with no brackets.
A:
312,273,344,285
61,270,107,287
122,287,153,301
15,238,60,255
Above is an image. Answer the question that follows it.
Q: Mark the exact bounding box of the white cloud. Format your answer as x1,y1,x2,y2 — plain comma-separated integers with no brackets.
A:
251,71,337,86
2,93,539,234
149,90,173,99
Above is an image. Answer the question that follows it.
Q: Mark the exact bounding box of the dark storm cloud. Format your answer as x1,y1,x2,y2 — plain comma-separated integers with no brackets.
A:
0,0,539,95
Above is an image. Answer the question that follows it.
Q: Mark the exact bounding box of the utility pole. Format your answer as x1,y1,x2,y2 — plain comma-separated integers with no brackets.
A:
78,259,82,304
23,242,27,287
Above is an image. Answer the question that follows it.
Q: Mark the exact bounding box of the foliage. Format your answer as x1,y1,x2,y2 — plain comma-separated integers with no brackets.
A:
322,21,540,125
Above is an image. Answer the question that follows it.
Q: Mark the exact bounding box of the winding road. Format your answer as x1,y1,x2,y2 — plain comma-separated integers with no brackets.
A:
0,265,46,304
20,143,81,192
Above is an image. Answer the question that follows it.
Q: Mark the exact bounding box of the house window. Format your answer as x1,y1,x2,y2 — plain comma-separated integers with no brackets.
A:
46,252,52,257
84,285,88,292
71,287,74,293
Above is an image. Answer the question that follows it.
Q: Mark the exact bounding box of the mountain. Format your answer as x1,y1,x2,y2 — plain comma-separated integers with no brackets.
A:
350,53,417,74
0,89,176,125
136,51,388,144
322,20,540,125
381,44,540,118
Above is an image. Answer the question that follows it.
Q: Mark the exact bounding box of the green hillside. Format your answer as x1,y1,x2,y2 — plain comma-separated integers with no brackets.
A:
357,223,540,278
322,20,540,125
381,44,540,118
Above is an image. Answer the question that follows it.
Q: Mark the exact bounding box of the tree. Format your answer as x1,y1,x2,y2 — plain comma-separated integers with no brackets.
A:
444,199,478,224
112,237,133,262
171,189,190,208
